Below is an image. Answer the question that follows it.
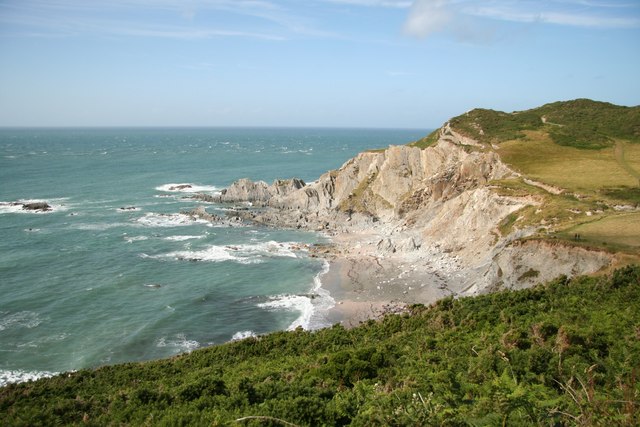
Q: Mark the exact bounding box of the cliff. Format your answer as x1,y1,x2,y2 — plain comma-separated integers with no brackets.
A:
216,120,617,297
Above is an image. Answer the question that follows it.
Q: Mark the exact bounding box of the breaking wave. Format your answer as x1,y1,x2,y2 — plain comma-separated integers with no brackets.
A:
145,241,305,264
136,212,212,228
257,260,334,331
155,333,200,353
231,330,257,341
155,183,220,194
0,370,59,388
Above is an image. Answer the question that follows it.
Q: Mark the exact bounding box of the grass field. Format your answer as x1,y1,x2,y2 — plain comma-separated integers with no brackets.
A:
442,101,640,257
497,131,640,192
561,213,640,250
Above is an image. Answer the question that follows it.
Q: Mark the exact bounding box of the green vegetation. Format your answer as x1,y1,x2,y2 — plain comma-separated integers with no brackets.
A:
448,109,542,144
2,266,640,426
444,99,640,149
602,186,640,204
409,129,440,149
535,99,640,149
558,213,640,251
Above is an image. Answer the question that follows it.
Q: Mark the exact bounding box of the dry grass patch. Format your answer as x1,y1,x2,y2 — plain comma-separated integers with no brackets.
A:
569,213,640,249
497,131,639,192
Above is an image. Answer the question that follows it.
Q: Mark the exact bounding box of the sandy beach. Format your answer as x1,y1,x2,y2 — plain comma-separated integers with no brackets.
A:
316,236,461,328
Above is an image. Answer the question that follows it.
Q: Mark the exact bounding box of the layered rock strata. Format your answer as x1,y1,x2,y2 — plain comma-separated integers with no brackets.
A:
211,126,613,299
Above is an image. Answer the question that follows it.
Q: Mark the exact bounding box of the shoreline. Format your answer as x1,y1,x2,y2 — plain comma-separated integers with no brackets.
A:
315,251,456,329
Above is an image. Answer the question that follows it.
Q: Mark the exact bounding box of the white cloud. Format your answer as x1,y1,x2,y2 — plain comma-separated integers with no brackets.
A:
402,0,640,40
469,4,640,29
403,0,451,38
0,0,301,40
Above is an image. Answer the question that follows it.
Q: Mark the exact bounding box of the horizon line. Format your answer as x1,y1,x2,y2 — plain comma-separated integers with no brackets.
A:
0,125,435,131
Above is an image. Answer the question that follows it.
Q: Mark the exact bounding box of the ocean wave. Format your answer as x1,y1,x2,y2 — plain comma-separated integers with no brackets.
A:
155,333,199,353
233,241,302,258
145,245,238,263
0,311,45,331
136,212,212,228
124,235,149,243
257,260,334,331
258,294,313,330
163,234,206,242
0,369,59,387
231,330,257,341
307,261,335,330
146,241,305,264
17,333,70,349
155,183,220,194
74,222,129,231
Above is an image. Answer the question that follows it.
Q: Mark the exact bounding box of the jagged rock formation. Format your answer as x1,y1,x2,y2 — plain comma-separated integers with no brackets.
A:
216,125,613,297
217,178,305,204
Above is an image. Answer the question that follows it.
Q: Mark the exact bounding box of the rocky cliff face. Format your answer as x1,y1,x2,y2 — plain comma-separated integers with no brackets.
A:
217,125,613,296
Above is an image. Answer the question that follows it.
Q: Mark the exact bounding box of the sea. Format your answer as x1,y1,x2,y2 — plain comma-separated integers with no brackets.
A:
0,127,428,386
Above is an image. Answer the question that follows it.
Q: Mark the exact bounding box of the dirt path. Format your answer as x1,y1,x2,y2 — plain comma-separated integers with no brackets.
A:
614,141,640,182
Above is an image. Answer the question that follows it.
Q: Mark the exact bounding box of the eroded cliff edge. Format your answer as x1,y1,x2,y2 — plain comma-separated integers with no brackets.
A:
210,125,614,302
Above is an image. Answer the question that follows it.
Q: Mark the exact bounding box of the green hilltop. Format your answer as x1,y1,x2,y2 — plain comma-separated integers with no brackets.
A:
413,99,640,150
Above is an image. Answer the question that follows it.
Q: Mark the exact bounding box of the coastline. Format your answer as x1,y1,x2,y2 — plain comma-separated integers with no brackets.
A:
316,248,457,329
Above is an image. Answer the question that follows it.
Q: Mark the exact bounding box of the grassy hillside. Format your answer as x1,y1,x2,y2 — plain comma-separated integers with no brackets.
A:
1,266,639,426
420,99,640,258
442,99,640,149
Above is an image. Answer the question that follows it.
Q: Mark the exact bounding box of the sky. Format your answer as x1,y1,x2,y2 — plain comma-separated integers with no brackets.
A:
0,0,639,128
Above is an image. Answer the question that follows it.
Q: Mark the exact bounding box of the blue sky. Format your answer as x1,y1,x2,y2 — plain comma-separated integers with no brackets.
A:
0,0,639,128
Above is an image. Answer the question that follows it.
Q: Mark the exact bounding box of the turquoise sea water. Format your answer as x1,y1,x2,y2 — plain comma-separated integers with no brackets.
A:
0,127,428,385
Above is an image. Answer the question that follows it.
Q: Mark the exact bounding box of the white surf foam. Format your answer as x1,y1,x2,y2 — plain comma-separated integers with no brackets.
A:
258,295,313,330
155,333,199,353
17,333,70,349
74,222,129,231
149,245,239,263
164,234,206,242
229,241,303,259
148,241,305,264
155,183,220,194
0,311,44,331
0,370,59,387
136,212,211,228
257,260,334,331
123,235,149,243
307,260,335,330
231,330,257,341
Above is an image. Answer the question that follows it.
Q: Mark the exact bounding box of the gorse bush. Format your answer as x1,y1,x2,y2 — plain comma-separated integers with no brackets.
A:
1,265,639,426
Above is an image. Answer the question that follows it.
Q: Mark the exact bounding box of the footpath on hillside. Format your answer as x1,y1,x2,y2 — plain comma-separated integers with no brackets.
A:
615,141,640,185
